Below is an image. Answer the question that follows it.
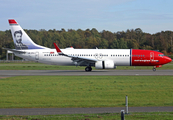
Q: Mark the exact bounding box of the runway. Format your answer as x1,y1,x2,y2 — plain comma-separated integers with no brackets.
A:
0,70,173,77
0,107,173,115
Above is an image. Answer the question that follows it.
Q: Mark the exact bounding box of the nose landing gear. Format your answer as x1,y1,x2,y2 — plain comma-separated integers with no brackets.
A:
153,68,156,72
85,66,92,72
153,65,162,71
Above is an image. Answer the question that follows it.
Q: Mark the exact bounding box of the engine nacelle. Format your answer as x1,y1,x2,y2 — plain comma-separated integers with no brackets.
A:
95,60,115,69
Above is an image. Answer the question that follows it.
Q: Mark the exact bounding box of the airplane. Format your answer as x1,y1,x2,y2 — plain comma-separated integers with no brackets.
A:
4,19,172,72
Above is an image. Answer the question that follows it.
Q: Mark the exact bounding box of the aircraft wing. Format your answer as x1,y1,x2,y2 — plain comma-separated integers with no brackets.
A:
3,48,26,53
53,43,98,66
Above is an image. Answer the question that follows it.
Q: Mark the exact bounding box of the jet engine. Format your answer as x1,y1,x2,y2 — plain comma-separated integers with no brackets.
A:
95,60,115,69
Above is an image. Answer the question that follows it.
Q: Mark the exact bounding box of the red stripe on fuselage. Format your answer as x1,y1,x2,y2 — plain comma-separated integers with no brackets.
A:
131,49,170,66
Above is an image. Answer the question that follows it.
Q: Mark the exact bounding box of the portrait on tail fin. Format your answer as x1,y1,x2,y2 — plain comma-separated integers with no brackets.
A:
14,30,28,49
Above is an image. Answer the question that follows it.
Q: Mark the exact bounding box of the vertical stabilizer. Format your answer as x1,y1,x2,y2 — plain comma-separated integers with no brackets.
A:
9,19,48,50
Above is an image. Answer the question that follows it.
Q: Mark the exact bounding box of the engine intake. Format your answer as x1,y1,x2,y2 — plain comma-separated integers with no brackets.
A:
95,60,115,69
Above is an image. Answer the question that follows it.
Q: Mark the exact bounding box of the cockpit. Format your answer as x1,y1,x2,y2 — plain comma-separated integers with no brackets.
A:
158,54,165,57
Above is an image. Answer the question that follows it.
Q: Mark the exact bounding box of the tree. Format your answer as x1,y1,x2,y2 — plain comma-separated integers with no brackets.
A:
1,27,173,60
119,38,128,49
127,39,139,49
135,28,143,43
110,39,119,49
99,38,108,49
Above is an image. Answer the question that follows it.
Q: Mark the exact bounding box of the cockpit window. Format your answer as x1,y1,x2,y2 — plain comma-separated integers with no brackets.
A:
158,54,165,57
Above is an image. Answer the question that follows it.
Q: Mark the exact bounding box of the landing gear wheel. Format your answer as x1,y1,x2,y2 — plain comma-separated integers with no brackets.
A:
85,67,92,72
153,68,156,72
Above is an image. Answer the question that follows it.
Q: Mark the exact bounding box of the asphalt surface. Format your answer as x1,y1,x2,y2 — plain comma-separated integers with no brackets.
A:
0,70,173,77
0,107,173,115
0,70,172,115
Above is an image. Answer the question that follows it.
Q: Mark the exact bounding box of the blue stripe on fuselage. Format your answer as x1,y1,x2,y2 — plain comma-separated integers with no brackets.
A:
130,49,132,66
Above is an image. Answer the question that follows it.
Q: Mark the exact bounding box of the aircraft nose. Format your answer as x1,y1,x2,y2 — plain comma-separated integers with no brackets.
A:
166,56,172,63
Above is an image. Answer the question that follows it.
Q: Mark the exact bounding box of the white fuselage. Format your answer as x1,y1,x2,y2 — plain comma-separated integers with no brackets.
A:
8,19,172,71
14,48,131,66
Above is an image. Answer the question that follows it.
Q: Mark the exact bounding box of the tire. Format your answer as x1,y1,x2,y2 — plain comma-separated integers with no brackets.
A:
153,68,156,72
85,67,89,72
85,67,92,72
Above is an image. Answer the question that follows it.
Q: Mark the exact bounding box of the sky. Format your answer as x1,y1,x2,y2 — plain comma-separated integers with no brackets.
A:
1,0,173,34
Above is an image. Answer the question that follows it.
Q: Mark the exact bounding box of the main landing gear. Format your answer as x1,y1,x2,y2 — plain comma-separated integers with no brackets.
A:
85,66,92,72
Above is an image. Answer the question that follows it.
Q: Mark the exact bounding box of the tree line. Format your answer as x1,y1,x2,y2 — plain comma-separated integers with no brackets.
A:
0,28,173,60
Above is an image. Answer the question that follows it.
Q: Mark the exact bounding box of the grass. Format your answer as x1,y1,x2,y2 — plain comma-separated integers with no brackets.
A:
0,62,85,70
0,112,173,120
0,61,173,70
0,76,172,108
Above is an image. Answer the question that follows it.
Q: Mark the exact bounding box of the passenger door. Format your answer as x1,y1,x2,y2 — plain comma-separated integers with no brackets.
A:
150,52,154,61
35,52,39,60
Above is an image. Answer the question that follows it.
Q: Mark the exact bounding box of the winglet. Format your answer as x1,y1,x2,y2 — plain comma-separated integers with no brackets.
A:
53,43,62,53
53,43,66,56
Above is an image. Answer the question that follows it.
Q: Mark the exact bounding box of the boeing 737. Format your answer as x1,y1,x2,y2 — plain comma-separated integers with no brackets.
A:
4,19,172,71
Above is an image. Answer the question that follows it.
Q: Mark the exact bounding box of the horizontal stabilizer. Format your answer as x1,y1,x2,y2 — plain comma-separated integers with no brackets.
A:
3,48,26,53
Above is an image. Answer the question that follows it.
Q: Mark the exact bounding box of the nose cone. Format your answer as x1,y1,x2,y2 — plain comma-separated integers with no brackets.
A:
166,56,172,63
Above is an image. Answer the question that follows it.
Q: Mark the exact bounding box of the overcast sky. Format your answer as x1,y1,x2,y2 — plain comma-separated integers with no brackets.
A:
1,0,173,34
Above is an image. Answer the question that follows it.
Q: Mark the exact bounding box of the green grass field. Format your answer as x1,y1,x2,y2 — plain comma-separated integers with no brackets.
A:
0,61,173,70
0,62,172,119
0,112,173,120
0,76,172,108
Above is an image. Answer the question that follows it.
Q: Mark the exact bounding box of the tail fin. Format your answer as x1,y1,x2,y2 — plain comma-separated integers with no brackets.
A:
9,19,48,50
